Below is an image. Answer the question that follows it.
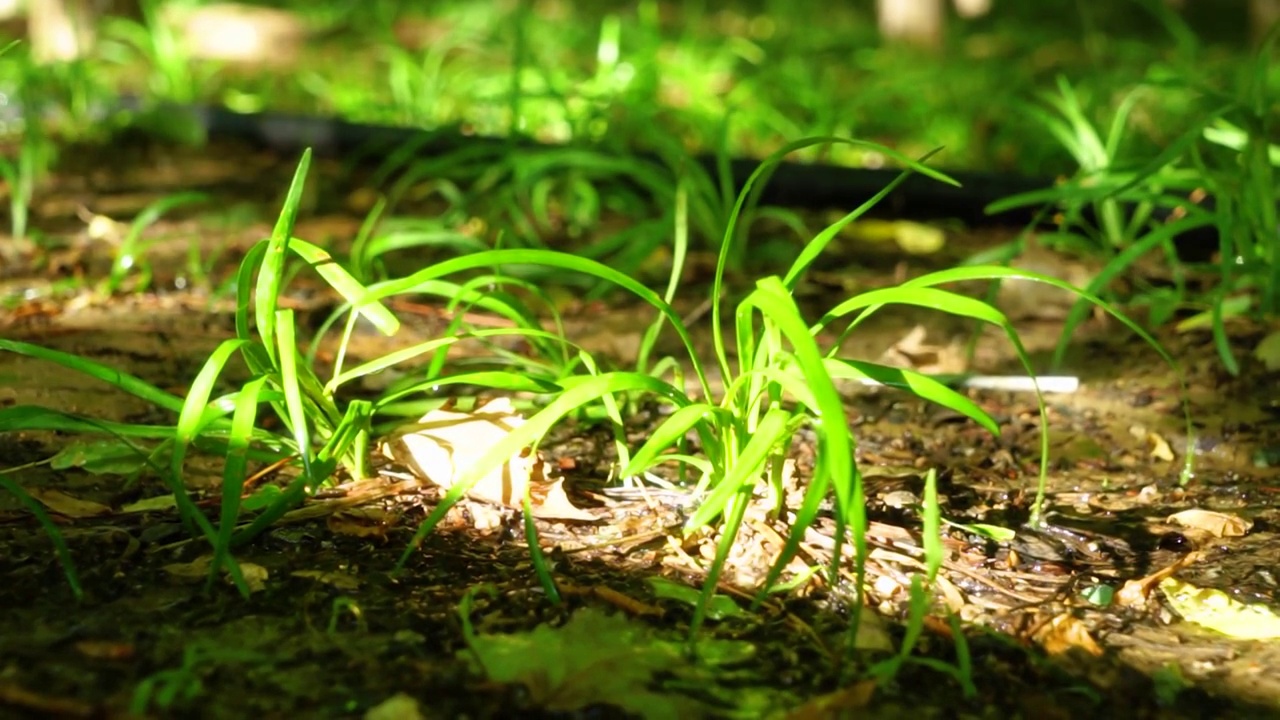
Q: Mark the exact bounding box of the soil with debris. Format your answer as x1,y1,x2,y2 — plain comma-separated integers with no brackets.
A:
2,140,1280,719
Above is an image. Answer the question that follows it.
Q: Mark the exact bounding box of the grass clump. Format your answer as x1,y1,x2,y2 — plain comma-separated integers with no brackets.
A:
0,132,1192,691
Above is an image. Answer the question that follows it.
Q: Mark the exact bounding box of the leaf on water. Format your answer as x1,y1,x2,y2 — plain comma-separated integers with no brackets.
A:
459,607,742,718
382,397,595,521
1147,431,1175,462
1165,509,1252,538
1127,424,1176,463
1160,577,1280,640
28,488,112,518
836,219,944,255
239,562,269,593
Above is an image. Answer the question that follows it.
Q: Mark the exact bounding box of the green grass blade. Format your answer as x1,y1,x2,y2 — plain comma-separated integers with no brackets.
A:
620,403,724,478
684,407,792,532
108,191,209,292
171,339,249,552
288,238,399,336
0,339,187,413
209,375,268,587
738,278,860,586
711,137,958,385
637,180,689,375
275,310,317,483
255,149,312,362
784,149,944,290
371,248,715,400
328,327,571,394
827,360,999,435
0,469,82,600
375,371,563,413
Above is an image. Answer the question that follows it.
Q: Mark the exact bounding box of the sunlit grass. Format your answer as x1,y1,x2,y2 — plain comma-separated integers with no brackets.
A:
0,1,1243,693
0,121,1198,702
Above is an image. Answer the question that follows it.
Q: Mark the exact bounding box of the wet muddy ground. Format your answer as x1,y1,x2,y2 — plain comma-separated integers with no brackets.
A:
2,140,1280,718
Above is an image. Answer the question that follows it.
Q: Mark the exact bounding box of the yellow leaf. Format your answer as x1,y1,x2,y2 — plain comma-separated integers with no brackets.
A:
1160,577,1280,639
892,221,946,255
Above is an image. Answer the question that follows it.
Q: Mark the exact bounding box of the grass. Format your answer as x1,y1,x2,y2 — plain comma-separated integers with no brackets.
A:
0,131,1192,693
982,12,1280,374
3,1,1276,332
0,0,1264,704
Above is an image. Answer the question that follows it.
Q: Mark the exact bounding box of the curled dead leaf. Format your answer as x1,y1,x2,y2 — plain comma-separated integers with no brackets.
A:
382,397,534,508
1146,431,1175,462
1114,552,1205,608
535,479,600,522
1166,509,1252,538
381,397,595,521
1036,613,1103,657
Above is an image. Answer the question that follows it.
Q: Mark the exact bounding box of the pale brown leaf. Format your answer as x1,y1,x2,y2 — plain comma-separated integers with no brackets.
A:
383,397,532,509
1166,509,1252,538
1036,613,1103,657
28,488,111,518
533,478,599,522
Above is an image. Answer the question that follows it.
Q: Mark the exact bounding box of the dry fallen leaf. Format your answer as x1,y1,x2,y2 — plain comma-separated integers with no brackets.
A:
328,507,399,540
164,554,268,593
28,488,112,518
1115,552,1205,608
364,692,425,720
878,325,966,374
384,397,533,508
382,397,594,521
1036,613,1104,657
292,570,361,592
537,478,600,522
163,555,214,583
1166,509,1252,538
